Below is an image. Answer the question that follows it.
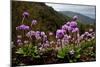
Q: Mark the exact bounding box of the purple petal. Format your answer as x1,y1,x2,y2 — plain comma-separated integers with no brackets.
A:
22,11,29,17
32,20,37,25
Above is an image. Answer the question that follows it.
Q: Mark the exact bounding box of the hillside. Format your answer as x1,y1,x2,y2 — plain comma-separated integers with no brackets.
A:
59,11,95,24
12,1,72,40
12,1,71,31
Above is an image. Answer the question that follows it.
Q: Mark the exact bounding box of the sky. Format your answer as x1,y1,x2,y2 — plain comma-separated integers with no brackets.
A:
45,3,96,19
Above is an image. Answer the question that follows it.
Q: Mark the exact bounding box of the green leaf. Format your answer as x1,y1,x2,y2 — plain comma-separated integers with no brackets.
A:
76,48,81,53
76,54,81,58
15,43,40,59
34,55,40,58
16,48,24,54
57,55,64,58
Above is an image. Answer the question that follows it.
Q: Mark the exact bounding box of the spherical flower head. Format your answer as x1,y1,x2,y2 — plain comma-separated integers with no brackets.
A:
44,40,49,47
62,38,68,45
70,21,77,28
22,11,29,17
35,31,41,35
46,40,49,44
43,35,47,41
62,25,65,30
26,31,35,37
68,35,71,39
36,36,41,40
80,34,84,40
91,32,95,36
32,20,37,25
57,39,61,45
72,15,78,21
44,35,47,38
63,34,68,39
63,35,69,44
56,29,64,39
35,31,41,40
19,24,26,30
84,32,89,35
30,31,35,35
17,39,22,43
62,29,66,34
62,24,68,30
18,24,30,30
67,26,72,31
41,32,45,36
81,34,85,38
25,26,30,30
66,22,70,26
87,33,92,38
72,27,79,33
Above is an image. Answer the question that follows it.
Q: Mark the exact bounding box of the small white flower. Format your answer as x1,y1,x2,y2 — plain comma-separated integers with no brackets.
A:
69,49,75,55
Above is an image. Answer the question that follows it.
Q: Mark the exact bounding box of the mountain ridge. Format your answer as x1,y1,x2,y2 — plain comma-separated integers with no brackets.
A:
59,11,95,24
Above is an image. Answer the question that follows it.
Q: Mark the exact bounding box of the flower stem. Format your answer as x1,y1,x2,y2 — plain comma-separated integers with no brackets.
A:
61,39,63,52
22,16,25,24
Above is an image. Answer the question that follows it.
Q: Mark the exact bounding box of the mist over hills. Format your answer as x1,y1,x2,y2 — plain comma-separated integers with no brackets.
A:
59,11,95,24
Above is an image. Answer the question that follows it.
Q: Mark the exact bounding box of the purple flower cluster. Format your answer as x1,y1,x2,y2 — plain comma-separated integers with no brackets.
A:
22,11,29,17
60,18,79,34
72,15,78,21
16,24,30,30
55,16,79,47
26,30,49,47
56,29,65,39
26,31,47,41
65,21,78,32
15,11,95,50
26,30,35,38
32,20,37,25
16,36,23,45
80,31,95,41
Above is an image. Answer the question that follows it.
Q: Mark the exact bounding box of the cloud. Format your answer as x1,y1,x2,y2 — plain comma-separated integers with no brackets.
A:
45,3,95,19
